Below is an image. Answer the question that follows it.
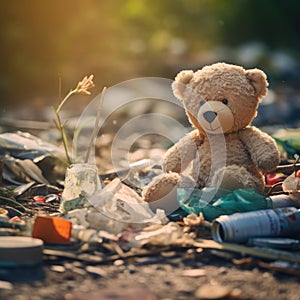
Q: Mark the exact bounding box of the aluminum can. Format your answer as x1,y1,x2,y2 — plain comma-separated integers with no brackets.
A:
212,207,300,243
270,194,299,209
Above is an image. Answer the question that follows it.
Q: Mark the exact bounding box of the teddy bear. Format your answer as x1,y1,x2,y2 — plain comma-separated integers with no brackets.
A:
142,62,280,210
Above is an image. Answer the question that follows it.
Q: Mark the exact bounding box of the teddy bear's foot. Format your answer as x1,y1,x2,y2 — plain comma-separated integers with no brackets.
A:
142,172,195,215
211,165,263,192
142,172,180,203
142,172,196,202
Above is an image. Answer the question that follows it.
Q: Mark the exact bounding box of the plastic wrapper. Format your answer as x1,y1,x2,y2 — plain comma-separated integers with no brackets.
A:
0,131,66,184
68,207,125,236
89,178,166,224
125,159,163,189
0,131,64,159
3,155,49,185
282,172,300,192
68,178,167,235
132,222,194,247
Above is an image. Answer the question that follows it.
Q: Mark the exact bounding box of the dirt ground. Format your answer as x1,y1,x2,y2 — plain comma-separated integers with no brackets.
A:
1,240,300,300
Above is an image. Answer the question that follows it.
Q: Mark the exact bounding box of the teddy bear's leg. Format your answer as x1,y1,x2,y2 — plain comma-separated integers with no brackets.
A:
142,172,195,214
211,165,264,192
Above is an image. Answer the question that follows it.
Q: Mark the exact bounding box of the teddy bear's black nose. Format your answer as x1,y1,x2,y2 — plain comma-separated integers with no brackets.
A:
203,111,218,123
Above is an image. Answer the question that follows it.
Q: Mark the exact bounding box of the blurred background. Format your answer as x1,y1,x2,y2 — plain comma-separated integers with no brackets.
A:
0,0,300,126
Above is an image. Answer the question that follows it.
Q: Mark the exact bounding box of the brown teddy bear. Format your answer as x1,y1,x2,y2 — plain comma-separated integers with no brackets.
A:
142,62,280,209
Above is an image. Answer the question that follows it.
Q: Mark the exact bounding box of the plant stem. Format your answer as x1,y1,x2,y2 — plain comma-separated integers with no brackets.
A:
73,117,95,160
55,111,72,166
55,90,76,115
85,87,106,163
54,88,77,166
53,75,95,165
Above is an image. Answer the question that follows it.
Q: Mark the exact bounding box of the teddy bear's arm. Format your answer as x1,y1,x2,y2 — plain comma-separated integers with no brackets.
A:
239,126,280,173
163,129,203,173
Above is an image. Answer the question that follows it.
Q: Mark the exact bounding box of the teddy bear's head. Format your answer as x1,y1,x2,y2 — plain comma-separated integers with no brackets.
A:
172,62,268,134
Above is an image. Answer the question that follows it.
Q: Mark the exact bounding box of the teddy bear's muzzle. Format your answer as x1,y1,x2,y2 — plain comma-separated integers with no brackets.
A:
197,101,234,134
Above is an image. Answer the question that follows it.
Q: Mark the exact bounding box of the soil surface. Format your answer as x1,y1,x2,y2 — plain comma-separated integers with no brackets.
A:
1,248,300,300
2,181,298,300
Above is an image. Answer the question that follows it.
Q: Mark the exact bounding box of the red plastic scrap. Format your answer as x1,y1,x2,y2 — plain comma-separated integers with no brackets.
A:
32,216,72,244
265,172,286,185
9,216,22,223
33,195,46,203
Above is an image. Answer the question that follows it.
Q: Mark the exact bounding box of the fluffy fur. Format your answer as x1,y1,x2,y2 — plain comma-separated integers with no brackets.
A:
143,62,280,203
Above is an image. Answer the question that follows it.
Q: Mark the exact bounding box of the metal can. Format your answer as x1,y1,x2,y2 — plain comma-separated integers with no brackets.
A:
270,194,299,209
211,207,300,243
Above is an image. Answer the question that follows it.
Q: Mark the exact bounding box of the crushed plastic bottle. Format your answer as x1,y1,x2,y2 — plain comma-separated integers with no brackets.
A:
60,163,102,212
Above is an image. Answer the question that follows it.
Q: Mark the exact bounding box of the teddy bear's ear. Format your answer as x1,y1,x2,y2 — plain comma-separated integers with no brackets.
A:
245,68,269,100
172,70,194,100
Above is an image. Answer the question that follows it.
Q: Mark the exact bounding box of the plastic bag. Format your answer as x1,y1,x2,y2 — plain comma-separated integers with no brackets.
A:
177,188,273,221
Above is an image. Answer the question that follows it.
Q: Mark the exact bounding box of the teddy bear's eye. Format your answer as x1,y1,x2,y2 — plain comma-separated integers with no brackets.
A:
199,99,206,106
222,98,229,105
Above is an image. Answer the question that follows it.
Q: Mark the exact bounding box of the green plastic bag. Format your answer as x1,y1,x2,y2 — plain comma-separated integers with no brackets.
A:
177,187,273,221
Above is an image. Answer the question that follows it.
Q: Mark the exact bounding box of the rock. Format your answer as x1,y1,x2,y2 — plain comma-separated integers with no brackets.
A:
195,283,232,299
181,269,206,277
0,280,13,290
50,265,66,273
86,266,107,277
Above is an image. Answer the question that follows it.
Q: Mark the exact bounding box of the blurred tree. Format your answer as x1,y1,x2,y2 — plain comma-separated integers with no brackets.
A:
0,0,299,108
215,0,300,50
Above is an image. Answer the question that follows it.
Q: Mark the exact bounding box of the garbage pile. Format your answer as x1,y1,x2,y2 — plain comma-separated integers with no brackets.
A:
0,130,300,279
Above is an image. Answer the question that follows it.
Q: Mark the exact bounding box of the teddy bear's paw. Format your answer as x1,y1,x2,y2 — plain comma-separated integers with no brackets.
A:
257,156,280,173
142,172,181,203
211,165,263,192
